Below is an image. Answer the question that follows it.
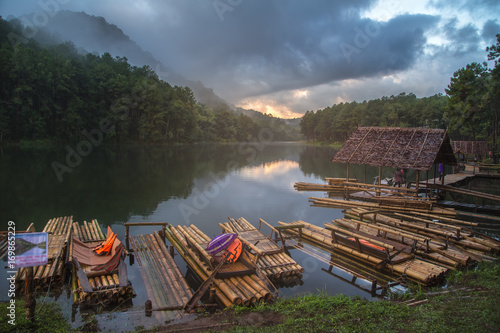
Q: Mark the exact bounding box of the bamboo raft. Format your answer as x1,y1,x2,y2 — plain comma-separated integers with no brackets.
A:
278,220,449,286
309,197,457,216
164,224,278,308
129,231,193,322
219,217,304,282
72,220,135,307
343,208,500,261
15,216,72,292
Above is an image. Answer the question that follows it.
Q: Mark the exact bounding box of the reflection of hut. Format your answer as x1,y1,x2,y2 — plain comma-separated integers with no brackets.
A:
332,127,457,188
451,141,488,162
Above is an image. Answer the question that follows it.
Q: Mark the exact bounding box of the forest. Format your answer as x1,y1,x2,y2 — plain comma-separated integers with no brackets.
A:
299,34,500,156
0,17,300,144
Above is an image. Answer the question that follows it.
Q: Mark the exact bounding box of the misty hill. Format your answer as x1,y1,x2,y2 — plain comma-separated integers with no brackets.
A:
27,10,232,112
0,17,302,143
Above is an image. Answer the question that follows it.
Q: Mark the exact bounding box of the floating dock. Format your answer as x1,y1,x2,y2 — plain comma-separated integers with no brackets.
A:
164,224,278,308
219,217,304,283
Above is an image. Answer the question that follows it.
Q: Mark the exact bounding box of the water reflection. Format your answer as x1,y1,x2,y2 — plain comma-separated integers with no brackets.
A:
1,142,388,331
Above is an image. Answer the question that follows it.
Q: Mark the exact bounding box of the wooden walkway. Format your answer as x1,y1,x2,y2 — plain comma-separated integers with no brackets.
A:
129,231,193,322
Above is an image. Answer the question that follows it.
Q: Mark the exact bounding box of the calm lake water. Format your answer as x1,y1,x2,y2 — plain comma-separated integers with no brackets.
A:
1,142,407,330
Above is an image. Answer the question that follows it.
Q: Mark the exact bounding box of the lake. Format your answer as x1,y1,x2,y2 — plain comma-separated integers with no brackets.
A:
1,141,404,330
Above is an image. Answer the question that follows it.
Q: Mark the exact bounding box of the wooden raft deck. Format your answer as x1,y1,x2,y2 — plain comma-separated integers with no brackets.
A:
15,216,72,292
278,220,449,286
165,224,278,308
219,217,304,282
129,231,193,322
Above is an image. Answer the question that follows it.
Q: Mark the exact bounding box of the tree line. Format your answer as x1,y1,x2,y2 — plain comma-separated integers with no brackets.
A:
300,34,500,159
0,18,300,144
299,92,448,142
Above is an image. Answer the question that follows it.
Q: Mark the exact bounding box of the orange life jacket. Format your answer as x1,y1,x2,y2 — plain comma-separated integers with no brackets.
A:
222,239,242,264
93,232,117,256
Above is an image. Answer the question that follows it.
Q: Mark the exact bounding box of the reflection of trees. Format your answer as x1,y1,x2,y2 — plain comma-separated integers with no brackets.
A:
0,143,311,228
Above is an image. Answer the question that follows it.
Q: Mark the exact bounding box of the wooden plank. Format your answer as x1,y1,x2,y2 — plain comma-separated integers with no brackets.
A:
74,258,92,292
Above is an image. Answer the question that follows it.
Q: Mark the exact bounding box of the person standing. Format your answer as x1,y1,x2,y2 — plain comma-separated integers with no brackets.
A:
438,163,443,181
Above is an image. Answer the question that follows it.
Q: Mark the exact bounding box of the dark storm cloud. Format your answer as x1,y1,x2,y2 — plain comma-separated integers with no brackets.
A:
135,1,439,99
0,0,496,115
482,20,500,43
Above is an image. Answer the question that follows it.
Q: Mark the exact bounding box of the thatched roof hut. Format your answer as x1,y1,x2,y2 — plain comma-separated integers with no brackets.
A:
332,127,457,171
451,141,488,156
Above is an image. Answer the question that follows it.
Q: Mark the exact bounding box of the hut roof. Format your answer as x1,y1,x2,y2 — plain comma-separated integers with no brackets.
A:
451,141,488,155
332,127,457,171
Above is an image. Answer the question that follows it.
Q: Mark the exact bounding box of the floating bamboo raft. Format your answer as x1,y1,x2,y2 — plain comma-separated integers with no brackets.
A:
164,224,278,308
343,208,500,261
15,217,72,292
219,217,304,283
278,220,449,286
129,231,193,322
72,220,135,307
309,196,457,216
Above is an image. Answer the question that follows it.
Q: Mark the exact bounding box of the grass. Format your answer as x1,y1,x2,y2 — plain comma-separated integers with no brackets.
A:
2,261,499,332
208,260,500,333
0,299,71,333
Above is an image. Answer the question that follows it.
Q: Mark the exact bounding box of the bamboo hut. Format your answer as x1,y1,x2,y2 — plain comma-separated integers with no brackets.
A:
332,127,457,193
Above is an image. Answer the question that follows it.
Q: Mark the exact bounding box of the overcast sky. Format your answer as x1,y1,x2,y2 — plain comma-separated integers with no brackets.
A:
2,0,499,118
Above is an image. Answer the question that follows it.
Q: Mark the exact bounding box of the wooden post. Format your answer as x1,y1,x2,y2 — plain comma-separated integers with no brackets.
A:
441,164,445,186
364,164,367,184
377,166,382,196
426,171,429,198
346,163,350,200
125,225,130,251
25,267,36,322
145,300,152,317
415,171,420,194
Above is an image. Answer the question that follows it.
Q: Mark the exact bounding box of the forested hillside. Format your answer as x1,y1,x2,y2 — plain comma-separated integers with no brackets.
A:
299,92,448,142
0,17,300,144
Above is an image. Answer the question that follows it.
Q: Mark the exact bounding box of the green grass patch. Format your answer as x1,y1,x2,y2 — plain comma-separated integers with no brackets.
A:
0,299,72,333
215,260,500,333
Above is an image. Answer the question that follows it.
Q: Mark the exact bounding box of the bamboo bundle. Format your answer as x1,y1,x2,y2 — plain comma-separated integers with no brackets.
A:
309,197,457,216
